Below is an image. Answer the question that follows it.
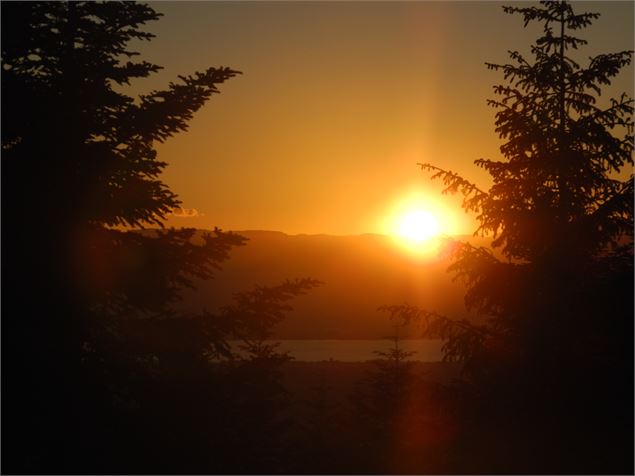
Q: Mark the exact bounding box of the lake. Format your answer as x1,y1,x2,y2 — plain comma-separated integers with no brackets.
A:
230,339,444,362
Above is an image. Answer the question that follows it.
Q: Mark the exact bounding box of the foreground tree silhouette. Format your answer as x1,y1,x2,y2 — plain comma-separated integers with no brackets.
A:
352,323,417,472
2,2,244,310
390,1,633,472
108,278,319,474
1,3,317,472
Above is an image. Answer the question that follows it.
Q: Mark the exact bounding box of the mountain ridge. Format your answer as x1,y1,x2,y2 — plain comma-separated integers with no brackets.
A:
177,229,484,339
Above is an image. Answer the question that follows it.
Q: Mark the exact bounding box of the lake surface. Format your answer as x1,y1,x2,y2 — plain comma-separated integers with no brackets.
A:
230,339,444,362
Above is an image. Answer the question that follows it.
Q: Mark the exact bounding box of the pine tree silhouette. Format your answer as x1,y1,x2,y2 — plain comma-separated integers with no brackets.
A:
1,3,319,473
390,1,633,472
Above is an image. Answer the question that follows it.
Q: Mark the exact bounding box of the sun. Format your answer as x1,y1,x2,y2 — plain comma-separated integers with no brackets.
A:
392,208,444,259
398,210,440,243
378,188,463,259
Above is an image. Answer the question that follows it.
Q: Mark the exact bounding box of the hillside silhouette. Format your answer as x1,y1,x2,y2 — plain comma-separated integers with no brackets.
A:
178,230,490,339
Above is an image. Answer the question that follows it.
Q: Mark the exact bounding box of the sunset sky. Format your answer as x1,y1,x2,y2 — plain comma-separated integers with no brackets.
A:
129,1,634,236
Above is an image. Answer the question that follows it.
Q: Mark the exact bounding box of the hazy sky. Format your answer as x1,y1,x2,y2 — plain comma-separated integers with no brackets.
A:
130,1,634,235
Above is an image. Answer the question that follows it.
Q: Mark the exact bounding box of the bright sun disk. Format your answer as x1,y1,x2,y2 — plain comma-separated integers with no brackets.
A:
398,210,440,243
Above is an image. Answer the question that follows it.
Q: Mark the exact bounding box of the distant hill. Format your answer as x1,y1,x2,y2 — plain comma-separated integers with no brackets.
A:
179,230,490,339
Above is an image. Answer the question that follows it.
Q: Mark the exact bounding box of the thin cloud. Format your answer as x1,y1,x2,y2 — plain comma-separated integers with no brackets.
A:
170,207,202,218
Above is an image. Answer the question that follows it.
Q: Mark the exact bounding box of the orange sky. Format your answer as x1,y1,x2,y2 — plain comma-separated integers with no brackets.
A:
129,1,634,236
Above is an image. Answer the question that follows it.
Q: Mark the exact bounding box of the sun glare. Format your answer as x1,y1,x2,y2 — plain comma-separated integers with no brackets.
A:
379,188,463,259
398,210,440,242
394,209,443,258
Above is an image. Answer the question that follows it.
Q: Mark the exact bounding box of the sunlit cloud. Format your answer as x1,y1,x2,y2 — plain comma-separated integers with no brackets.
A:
170,207,203,218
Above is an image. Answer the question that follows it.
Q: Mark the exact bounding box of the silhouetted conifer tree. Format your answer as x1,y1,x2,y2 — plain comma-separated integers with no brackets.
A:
423,0,633,373
344,320,416,471
2,2,244,313
109,279,320,474
370,322,416,409
395,1,633,472
1,3,318,473
217,279,321,474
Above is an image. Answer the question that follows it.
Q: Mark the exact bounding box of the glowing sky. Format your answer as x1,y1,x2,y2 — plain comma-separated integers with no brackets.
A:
129,1,634,235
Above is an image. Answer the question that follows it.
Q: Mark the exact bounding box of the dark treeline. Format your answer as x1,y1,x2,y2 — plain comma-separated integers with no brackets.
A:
1,1,633,474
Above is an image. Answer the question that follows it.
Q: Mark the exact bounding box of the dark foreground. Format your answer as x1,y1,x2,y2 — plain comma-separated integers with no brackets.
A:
3,357,632,474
